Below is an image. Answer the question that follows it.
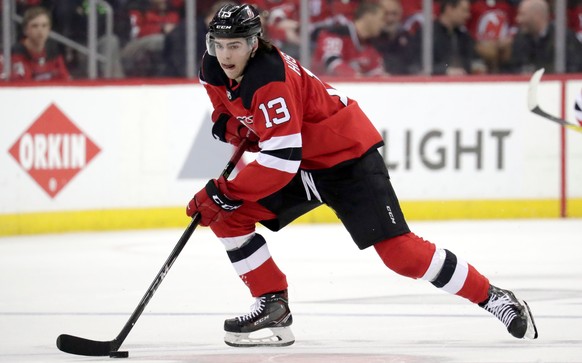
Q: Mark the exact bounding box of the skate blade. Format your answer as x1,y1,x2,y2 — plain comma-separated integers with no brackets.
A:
224,327,295,347
521,300,539,339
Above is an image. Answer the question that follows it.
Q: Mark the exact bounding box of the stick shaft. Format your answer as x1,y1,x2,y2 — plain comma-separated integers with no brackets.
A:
114,140,248,346
57,141,248,356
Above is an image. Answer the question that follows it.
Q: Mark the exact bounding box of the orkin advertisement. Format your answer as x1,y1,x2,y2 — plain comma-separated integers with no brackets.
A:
8,103,101,198
0,77,580,235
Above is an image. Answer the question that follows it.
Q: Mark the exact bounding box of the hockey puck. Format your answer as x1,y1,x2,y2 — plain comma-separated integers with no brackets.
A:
109,351,129,358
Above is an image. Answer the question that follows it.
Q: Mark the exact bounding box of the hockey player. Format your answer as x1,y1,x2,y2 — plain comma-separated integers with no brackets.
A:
187,3,538,347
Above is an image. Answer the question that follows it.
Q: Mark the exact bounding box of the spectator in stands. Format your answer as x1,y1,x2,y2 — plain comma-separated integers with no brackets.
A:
248,0,360,59
8,6,70,81
504,0,582,73
121,0,180,77
161,0,235,77
311,2,387,77
372,0,417,75
468,0,516,73
3,0,53,45
411,0,481,75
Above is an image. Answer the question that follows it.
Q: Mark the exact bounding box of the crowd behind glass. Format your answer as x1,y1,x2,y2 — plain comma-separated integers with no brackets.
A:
1,0,581,81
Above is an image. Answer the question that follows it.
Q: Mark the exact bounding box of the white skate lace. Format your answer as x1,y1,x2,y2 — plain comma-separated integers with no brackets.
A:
236,297,266,322
483,294,519,327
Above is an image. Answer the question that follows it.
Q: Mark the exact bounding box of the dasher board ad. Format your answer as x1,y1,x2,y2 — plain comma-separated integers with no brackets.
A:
1,77,581,234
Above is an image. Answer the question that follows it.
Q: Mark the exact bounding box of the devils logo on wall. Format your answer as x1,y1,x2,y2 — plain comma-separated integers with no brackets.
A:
8,103,101,198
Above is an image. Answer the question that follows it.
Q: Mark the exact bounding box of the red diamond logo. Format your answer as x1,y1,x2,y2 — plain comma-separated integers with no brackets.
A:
8,103,101,198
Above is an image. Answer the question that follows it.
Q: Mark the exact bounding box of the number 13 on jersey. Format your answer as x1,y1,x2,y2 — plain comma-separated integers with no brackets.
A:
259,97,290,128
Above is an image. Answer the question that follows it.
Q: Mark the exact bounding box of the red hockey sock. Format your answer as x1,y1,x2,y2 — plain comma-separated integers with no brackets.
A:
240,257,288,297
456,264,490,304
374,232,436,279
374,232,490,304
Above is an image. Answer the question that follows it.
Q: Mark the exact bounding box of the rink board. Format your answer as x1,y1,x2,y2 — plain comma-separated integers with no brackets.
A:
1,76,581,235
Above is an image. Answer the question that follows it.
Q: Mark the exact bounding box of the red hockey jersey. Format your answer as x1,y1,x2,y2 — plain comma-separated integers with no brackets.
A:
199,46,383,202
129,8,180,38
9,40,70,81
311,22,385,77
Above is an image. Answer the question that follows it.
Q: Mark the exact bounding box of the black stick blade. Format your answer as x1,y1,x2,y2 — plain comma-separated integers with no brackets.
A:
57,334,118,356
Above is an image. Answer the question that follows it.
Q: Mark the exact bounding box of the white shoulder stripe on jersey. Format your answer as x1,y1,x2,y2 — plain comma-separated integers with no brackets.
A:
259,133,302,151
256,153,301,173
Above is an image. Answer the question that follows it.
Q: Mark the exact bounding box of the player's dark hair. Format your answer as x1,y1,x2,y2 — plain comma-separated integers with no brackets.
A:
257,37,273,52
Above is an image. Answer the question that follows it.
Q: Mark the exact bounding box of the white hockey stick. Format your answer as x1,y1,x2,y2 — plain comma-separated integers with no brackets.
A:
527,68,582,133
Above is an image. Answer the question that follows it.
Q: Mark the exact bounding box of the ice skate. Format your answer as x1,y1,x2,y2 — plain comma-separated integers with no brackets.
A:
479,285,538,339
224,290,294,347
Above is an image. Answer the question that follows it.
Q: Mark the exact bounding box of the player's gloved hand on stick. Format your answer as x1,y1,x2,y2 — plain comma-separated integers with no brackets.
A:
212,114,260,152
186,178,242,226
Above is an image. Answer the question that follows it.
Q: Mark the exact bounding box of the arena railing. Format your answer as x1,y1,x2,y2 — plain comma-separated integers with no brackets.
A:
0,0,571,81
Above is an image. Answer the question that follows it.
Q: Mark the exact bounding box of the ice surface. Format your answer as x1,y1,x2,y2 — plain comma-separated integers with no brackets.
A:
1,219,581,362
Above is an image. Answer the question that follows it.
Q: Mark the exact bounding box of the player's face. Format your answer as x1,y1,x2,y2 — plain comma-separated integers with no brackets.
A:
214,38,255,81
24,14,51,47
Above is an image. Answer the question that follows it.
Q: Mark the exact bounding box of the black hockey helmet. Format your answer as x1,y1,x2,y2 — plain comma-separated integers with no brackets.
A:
206,4,262,56
208,4,262,39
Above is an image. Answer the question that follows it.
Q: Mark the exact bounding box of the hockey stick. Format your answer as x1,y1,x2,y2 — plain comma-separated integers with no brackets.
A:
56,141,249,357
528,68,582,133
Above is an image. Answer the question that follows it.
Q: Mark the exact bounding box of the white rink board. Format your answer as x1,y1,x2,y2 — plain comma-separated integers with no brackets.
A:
0,84,214,213
0,78,577,215
342,81,561,200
